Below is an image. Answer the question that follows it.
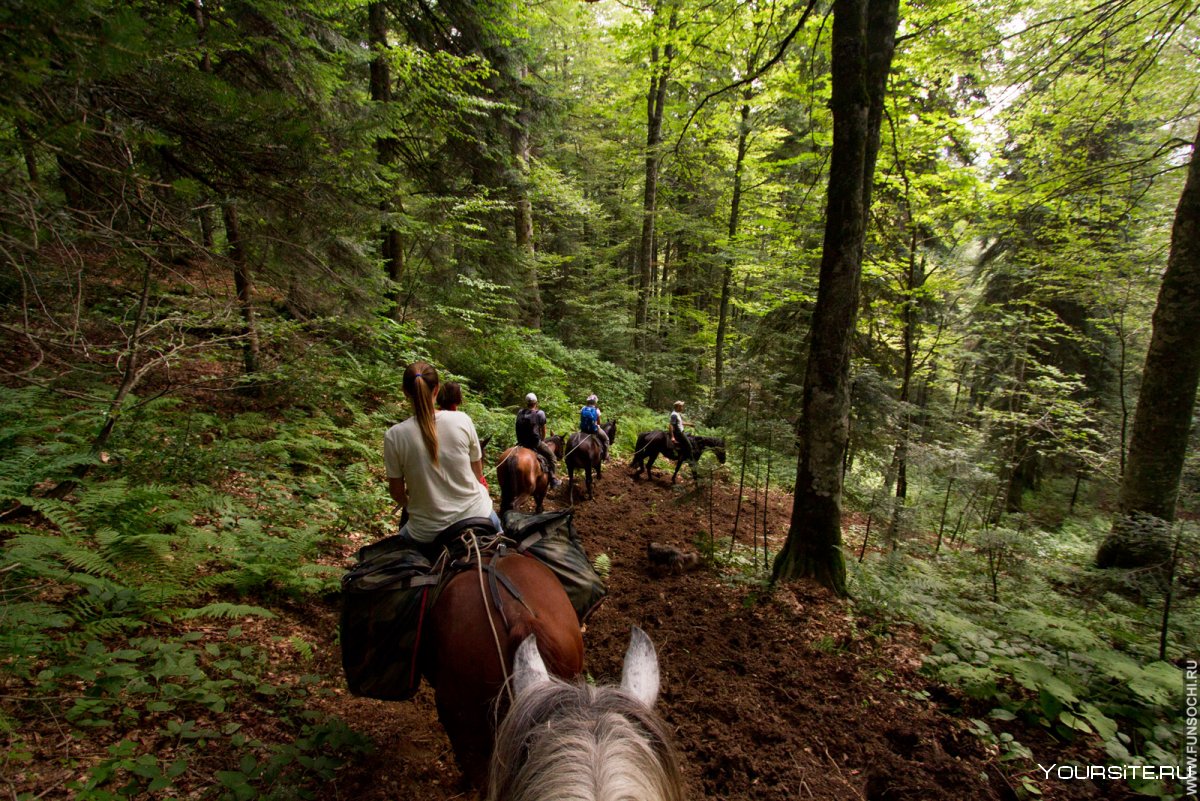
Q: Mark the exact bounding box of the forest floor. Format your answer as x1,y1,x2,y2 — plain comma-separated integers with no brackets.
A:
300,457,1130,801
3,453,1132,800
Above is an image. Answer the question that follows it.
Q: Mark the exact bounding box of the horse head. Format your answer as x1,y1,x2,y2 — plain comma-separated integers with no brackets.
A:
491,628,682,801
694,435,726,465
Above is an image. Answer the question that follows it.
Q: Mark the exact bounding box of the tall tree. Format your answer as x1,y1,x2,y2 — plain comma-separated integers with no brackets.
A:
772,0,900,594
635,0,678,351
368,2,405,316
1098,120,1200,568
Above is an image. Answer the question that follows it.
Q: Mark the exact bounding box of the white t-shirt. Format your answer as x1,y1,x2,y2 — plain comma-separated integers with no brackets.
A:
383,410,494,542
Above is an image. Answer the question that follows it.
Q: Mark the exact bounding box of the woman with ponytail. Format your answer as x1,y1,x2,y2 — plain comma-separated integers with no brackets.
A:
384,362,497,553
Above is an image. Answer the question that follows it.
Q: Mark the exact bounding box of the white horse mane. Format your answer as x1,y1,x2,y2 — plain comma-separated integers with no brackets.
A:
487,629,684,801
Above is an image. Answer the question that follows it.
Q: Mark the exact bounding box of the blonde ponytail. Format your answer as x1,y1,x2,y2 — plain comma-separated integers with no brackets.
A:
403,362,440,465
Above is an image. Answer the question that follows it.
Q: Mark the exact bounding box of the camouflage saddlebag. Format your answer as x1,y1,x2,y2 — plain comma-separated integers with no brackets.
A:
340,536,439,701
503,509,607,623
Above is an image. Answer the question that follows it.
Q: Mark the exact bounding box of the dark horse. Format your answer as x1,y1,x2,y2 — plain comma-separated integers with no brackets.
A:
428,541,584,787
564,420,616,503
630,430,726,483
496,446,550,514
487,627,683,801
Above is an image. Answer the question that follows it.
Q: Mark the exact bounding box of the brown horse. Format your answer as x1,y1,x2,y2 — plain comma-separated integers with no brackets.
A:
496,446,550,514
427,549,584,787
564,420,616,503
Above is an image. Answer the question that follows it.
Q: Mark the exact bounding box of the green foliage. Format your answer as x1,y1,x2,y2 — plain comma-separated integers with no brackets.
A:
0,0,1197,795
849,519,1196,793
699,535,768,588
438,321,648,443
0,384,383,796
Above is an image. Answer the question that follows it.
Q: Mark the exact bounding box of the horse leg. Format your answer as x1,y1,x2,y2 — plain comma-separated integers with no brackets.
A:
672,458,683,484
434,690,494,788
586,465,594,499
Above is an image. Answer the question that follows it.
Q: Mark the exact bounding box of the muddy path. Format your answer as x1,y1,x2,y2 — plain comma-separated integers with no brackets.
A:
307,457,1113,801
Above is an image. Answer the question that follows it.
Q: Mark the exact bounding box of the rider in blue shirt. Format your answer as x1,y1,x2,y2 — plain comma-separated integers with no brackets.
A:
579,394,609,462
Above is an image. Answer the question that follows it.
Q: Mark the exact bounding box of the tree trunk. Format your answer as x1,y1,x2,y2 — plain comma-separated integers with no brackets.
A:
198,204,215,249
222,203,261,380
369,2,406,317
635,2,675,351
772,0,899,595
1099,119,1200,568
716,98,752,389
888,227,921,544
17,120,38,183
512,60,540,327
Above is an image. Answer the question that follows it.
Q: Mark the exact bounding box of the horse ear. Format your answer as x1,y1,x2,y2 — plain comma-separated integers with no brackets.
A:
620,626,660,708
512,634,550,697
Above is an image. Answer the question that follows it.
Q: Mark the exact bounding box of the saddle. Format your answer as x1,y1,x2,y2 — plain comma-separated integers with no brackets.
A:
518,443,555,475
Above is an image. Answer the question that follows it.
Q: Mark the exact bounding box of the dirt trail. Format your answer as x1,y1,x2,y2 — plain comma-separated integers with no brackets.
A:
308,458,1112,801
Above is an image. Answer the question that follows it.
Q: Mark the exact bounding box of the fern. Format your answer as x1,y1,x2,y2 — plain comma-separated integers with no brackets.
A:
57,544,123,580
289,636,314,660
178,603,276,620
850,522,1191,777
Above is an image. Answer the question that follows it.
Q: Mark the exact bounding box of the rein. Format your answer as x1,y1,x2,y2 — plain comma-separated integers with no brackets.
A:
461,531,534,705
562,432,601,460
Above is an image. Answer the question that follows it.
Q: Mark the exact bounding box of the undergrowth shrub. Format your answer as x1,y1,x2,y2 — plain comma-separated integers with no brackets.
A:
0,384,377,798
259,316,428,413
438,323,647,425
849,516,1196,798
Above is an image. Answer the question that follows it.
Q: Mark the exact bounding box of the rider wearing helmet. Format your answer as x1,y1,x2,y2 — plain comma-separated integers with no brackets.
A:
579,394,609,462
515,393,561,487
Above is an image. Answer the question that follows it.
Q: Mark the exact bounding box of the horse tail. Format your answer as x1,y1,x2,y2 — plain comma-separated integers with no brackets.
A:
631,435,648,469
496,451,517,512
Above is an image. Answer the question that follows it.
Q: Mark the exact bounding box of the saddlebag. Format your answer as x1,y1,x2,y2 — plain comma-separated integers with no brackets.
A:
339,538,438,701
503,509,607,623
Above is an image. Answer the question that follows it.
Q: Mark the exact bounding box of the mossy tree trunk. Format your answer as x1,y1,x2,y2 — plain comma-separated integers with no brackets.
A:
1098,119,1200,568
772,0,899,595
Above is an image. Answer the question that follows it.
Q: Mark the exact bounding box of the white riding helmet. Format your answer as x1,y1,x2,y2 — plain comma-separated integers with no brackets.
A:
525,393,538,405
587,394,598,404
